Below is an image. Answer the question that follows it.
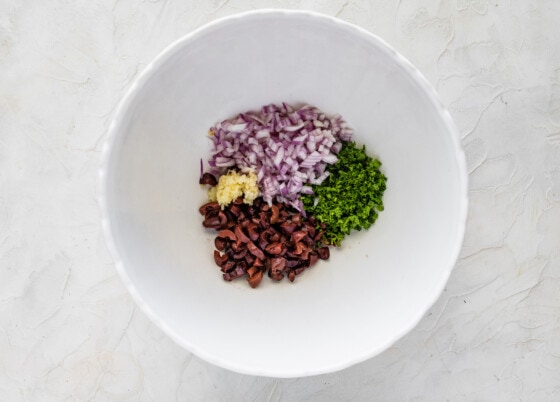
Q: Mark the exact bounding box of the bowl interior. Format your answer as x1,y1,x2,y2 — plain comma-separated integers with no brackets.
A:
103,11,466,377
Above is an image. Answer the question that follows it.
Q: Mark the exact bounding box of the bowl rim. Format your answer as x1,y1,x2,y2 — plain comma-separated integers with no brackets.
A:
97,8,469,378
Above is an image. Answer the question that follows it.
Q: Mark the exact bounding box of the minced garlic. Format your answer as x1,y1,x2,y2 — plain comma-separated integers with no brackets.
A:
208,170,259,208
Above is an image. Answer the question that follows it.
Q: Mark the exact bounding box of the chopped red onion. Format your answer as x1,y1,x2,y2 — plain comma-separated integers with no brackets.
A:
207,103,353,211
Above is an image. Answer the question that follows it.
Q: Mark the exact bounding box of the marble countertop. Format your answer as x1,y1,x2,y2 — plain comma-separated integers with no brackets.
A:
1,0,559,400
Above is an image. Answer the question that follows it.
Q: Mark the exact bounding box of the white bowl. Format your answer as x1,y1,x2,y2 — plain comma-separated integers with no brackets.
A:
99,10,467,377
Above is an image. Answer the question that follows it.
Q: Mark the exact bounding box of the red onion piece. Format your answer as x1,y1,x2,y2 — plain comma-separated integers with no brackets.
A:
207,103,353,211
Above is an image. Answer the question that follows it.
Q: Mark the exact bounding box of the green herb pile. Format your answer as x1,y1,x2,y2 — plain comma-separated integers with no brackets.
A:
301,141,387,246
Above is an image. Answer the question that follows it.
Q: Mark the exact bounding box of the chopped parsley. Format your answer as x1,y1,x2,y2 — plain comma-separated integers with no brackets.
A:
301,141,387,246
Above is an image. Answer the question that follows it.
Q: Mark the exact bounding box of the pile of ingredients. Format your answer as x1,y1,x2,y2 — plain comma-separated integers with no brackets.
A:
198,103,387,288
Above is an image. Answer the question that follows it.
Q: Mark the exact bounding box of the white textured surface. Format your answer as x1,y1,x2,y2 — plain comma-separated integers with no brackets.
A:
1,0,559,400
